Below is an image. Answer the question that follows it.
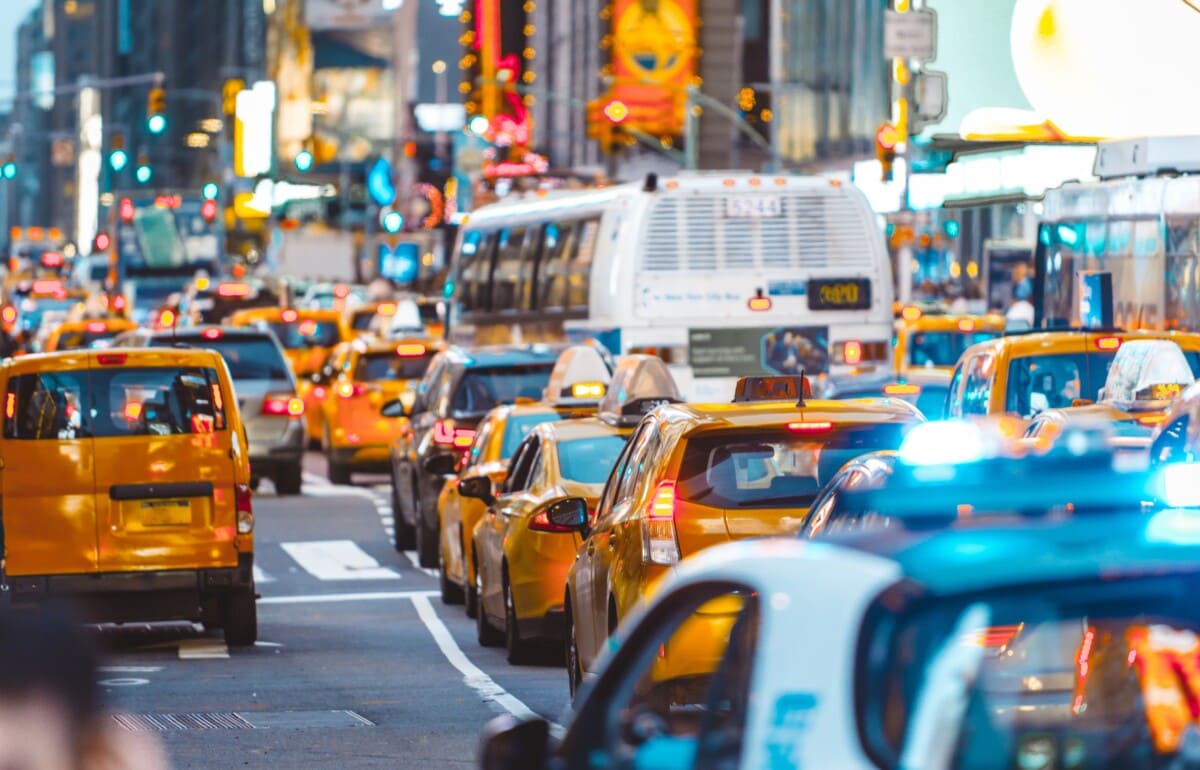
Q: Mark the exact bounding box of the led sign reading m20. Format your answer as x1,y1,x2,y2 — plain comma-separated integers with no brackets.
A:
807,279,871,311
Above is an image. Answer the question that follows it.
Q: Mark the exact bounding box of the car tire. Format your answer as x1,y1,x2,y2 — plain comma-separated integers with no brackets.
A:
439,541,464,605
222,589,257,647
274,464,302,496
327,454,351,485
476,565,502,647
503,573,533,665
566,604,583,700
462,532,478,619
416,512,438,568
392,477,415,551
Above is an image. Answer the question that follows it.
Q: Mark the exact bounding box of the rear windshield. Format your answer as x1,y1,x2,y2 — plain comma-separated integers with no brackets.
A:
1009,350,1200,417
158,335,290,382
501,412,561,458
858,571,1200,768
266,320,341,349
4,367,227,439
55,331,120,351
557,435,628,485
908,330,1001,367
677,425,911,509
839,384,949,420
451,364,555,414
355,352,433,382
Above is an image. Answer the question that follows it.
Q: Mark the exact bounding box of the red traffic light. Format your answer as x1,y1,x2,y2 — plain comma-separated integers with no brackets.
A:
93,232,111,252
201,199,218,222
119,197,135,223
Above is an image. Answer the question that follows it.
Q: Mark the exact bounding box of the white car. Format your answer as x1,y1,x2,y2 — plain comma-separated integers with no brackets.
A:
480,488,1200,769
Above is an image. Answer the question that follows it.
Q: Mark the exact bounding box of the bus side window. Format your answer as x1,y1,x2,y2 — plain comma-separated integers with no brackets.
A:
518,225,545,311
568,218,601,309
461,231,497,313
946,362,966,418
491,227,526,312
539,221,579,311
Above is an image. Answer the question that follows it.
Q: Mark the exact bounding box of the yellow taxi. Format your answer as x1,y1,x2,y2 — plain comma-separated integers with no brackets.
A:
558,374,924,694
43,317,137,352
320,337,434,484
946,330,1200,422
0,347,257,645
893,305,1006,375
301,341,352,447
435,344,613,616
228,307,351,378
345,300,400,338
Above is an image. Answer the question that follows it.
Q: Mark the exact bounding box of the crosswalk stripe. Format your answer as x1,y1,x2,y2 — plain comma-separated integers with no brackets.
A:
281,540,401,581
252,565,274,584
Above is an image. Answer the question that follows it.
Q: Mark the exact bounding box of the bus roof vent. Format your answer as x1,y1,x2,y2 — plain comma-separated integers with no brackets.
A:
1094,136,1200,180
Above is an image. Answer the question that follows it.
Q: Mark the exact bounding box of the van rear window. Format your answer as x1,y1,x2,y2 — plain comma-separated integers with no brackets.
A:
676,425,910,510
4,367,227,440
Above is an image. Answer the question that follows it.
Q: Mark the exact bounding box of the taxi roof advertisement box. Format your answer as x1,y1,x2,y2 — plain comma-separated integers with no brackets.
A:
688,327,830,379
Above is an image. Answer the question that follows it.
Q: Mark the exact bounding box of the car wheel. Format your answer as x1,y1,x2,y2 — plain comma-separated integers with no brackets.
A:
222,588,257,647
393,489,415,552
462,531,478,619
503,573,533,665
415,507,438,568
566,604,583,700
439,541,464,605
476,563,502,647
274,463,302,496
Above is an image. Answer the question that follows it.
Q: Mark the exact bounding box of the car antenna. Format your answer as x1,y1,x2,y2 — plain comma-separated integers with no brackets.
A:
796,370,806,408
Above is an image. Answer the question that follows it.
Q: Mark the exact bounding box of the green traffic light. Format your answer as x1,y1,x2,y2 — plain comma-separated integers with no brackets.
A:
294,151,314,172
1,162,16,180
202,182,219,200
109,149,129,172
381,210,404,233
135,165,152,184
943,219,961,239
147,114,167,135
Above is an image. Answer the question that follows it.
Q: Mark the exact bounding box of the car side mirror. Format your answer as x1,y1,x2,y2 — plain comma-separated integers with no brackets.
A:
546,497,590,535
478,715,550,770
381,398,408,418
423,453,459,478
458,475,495,506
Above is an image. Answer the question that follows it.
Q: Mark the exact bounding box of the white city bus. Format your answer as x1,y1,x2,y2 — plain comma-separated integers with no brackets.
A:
448,172,894,400
1036,137,1200,331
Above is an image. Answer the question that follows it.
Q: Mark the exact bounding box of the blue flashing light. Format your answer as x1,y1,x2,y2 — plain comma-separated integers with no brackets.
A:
1160,462,1200,508
898,420,986,468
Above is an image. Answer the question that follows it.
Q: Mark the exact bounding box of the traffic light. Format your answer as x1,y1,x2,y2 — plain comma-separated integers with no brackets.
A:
294,150,314,172
109,132,128,172
146,87,167,134
135,151,152,185
201,199,218,222
875,122,900,182
119,197,135,223
1,153,16,180
201,181,219,200
380,209,404,234
222,78,245,116
943,219,960,239
93,232,111,252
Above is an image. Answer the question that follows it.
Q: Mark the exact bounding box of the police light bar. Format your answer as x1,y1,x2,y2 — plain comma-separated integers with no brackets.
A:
732,375,813,405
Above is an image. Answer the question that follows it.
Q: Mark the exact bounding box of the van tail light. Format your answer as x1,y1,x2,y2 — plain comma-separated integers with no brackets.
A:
842,340,863,365
1095,336,1122,351
96,353,127,366
529,509,584,533
642,481,680,565
263,394,304,416
336,381,368,399
235,483,254,534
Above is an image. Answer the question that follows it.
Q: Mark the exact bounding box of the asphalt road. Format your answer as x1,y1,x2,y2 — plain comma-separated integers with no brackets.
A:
98,454,570,769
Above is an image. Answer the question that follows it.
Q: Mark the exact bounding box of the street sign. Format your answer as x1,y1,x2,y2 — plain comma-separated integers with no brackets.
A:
884,10,937,60
911,70,948,132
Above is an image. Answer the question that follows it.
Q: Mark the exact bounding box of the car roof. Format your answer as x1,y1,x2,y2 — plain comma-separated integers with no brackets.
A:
147,325,275,340
962,329,1200,361
537,416,626,443
442,344,563,368
662,398,923,431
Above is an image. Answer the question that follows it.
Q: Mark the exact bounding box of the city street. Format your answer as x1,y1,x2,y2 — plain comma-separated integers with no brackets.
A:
97,456,566,770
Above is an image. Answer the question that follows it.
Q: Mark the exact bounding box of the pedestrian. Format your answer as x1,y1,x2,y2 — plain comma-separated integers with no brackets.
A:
0,608,169,770
1006,283,1036,329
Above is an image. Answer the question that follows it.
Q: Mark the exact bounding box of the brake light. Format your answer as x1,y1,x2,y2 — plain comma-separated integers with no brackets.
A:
643,481,680,565
96,353,127,366
282,309,298,323
334,284,349,298
263,394,304,416
32,279,64,296
747,293,772,312
843,340,863,365
217,282,250,298
901,305,922,321
156,309,176,329
1137,414,1168,427
1095,336,1122,351
529,509,582,533
884,383,921,396
235,483,254,534
202,328,223,340
377,301,397,316
112,295,127,312
452,429,476,449
1,306,15,324
87,321,108,333
40,251,63,268
336,381,367,399
957,318,976,332
313,386,327,399
787,421,833,434
396,343,427,357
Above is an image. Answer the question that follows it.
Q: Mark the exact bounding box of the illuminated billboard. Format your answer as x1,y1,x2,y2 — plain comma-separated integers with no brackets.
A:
607,0,698,137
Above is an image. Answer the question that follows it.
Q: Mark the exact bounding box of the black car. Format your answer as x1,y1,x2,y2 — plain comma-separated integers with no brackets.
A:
387,344,560,566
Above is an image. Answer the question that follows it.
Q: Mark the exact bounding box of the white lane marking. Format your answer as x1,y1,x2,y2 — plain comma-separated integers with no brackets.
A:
252,565,274,584
177,640,229,660
301,472,331,487
412,595,561,732
100,678,149,687
99,666,164,673
282,540,401,581
403,550,440,578
380,516,394,524
258,590,438,605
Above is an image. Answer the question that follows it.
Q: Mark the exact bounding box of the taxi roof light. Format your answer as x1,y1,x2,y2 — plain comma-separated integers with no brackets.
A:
732,375,813,406
1095,336,1122,351
395,343,427,357
571,382,607,399
901,305,923,322
597,354,681,426
545,345,614,407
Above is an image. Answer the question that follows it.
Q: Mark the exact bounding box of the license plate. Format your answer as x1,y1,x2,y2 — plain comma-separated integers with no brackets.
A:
724,196,782,218
137,499,193,527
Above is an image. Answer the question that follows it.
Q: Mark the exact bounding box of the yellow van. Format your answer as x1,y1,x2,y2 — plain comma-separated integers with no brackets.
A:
0,348,257,645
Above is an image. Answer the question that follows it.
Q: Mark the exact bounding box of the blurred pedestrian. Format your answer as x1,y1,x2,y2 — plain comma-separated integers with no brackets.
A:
0,608,169,770
1006,283,1036,329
